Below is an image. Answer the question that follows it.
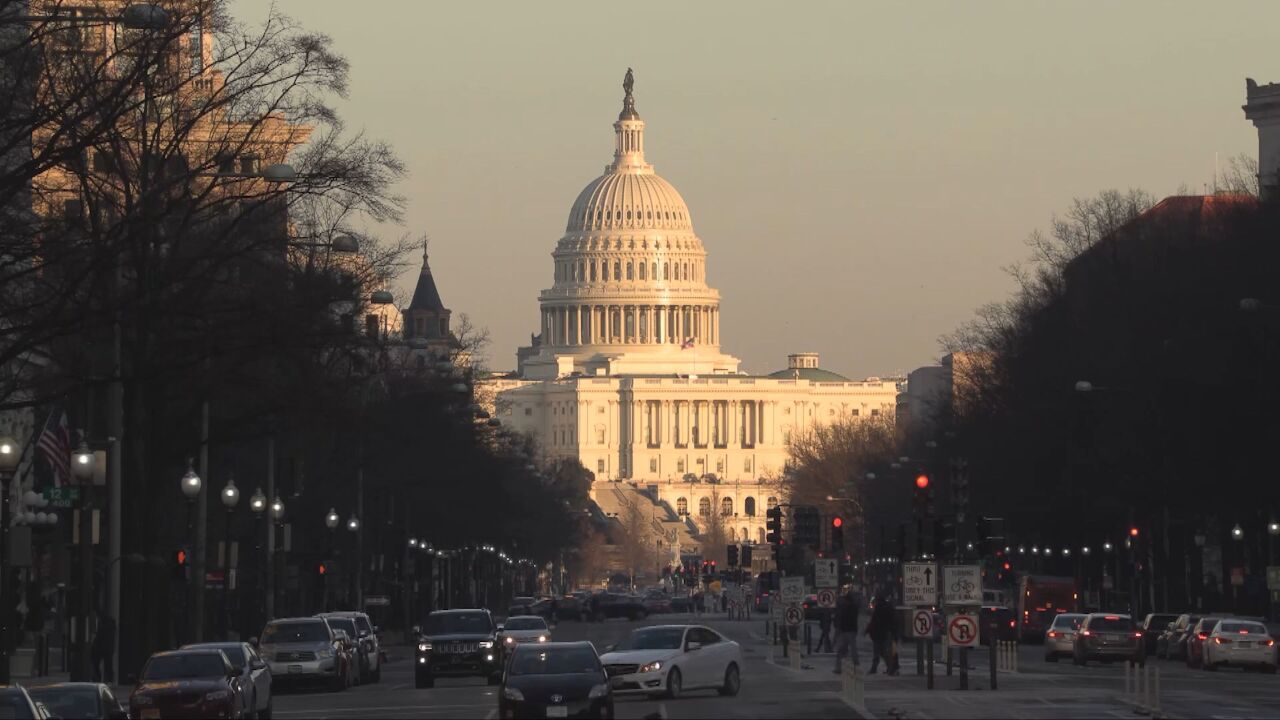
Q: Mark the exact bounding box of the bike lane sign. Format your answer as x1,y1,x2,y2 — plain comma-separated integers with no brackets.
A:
943,565,982,606
903,562,937,606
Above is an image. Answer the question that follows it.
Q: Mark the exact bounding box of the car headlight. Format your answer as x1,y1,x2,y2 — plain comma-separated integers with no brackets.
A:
504,636,515,644
205,690,231,702
419,642,432,652
588,683,610,699
132,696,154,706
502,687,524,701
317,647,334,659
639,660,663,673
538,635,547,642
480,640,494,649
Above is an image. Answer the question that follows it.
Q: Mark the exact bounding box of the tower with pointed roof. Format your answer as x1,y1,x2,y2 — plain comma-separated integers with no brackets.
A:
403,241,457,358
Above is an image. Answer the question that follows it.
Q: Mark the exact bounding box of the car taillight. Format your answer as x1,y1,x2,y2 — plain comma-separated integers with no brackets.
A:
1134,632,1143,639
1081,630,1091,637
1215,638,1231,645
1198,633,1208,640
1266,639,1275,647
1047,631,1058,638
1009,621,1015,628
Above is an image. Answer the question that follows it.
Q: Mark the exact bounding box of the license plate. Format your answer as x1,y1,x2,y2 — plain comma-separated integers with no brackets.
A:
1239,641,1253,648
288,664,303,674
140,711,160,720
546,707,568,719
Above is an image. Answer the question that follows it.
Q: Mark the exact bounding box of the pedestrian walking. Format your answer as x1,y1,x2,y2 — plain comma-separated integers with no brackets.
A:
866,592,898,675
832,585,860,673
90,610,116,683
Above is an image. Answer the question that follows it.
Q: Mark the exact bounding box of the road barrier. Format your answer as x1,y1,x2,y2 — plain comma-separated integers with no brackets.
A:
1124,661,1162,717
996,641,1019,672
842,663,865,708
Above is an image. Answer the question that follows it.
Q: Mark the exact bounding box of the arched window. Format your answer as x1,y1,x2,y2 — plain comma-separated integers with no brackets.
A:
758,528,767,545
663,263,669,280
698,497,711,517
626,262,633,280
652,262,658,279
677,497,688,516
721,497,733,516
590,262,597,282
613,261,621,281
577,261,584,281
741,528,750,543
767,496,778,510
639,262,646,280
744,497,756,517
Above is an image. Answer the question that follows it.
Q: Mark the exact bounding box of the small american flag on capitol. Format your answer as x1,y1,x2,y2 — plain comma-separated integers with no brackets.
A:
680,338,694,350
36,407,70,487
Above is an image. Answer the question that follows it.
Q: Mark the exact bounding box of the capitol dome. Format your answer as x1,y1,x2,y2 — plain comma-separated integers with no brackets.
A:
566,172,692,233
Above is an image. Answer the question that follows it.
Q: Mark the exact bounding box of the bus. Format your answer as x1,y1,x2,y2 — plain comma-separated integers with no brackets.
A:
1017,575,1078,642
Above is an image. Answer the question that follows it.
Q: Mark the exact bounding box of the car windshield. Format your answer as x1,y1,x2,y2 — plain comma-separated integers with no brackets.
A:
614,627,685,651
26,688,94,719
143,653,227,680
1219,621,1266,634
354,616,373,635
188,645,246,669
0,690,34,720
424,613,491,635
1051,615,1084,630
1147,614,1178,628
1088,616,1133,631
505,617,547,631
327,618,358,636
508,646,601,676
263,621,329,643
1199,619,1221,633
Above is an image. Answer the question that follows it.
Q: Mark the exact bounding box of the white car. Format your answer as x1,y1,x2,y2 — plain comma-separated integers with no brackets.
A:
598,625,742,699
1202,619,1277,672
499,615,552,648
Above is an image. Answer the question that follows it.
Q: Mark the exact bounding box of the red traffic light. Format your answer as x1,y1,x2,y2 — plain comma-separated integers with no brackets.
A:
1129,527,1139,537
832,517,843,528
318,563,327,575
915,474,930,489
176,550,187,565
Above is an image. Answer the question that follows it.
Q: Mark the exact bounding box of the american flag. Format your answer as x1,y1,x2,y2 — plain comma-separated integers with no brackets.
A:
680,338,694,350
36,408,70,487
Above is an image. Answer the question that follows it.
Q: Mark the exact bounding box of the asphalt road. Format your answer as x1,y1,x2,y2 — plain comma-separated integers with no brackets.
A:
271,615,853,720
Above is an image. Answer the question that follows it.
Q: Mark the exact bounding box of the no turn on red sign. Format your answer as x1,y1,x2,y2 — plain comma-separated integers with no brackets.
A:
911,609,934,639
947,613,979,648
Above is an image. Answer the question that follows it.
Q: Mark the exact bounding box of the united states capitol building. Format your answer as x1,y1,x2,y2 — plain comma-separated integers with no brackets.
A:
491,72,900,560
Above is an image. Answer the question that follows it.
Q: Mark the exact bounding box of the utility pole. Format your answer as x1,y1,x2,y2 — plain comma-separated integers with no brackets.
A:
192,400,209,641
355,467,364,611
265,436,275,621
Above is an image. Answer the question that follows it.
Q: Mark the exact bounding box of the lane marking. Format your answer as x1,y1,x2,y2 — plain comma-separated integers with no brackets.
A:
276,703,493,717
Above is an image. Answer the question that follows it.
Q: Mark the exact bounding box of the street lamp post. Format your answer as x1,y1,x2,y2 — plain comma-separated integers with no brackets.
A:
347,513,361,610
324,509,339,610
0,436,21,683
269,497,285,616
249,488,265,633
1268,521,1280,620
219,478,240,640
180,460,202,643
71,439,94,680
1232,523,1245,612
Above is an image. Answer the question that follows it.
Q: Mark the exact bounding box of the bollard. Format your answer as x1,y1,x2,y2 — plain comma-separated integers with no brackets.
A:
926,639,934,689
1152,667,1161,717
1012,642,1019,673
806,622,813,655
989,636,998,690
1124,659,1131,697
917,639,925,675
946,644,953,676
959,647,969,690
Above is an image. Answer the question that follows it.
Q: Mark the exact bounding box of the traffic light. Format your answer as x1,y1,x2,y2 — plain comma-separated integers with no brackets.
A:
831,516,844,553
793,506,820,548
913,474,930,519
173,548,189,581
727,544,739,568
766,506,783,544
740,545,753,568
950,458,970,523
318,562,327,576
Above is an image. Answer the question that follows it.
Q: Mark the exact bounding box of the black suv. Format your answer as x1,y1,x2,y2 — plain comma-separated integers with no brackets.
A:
415,609,502,688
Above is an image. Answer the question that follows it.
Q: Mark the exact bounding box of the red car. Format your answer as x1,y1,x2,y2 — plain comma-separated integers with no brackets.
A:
131,648,245,719
1185,617,1224,669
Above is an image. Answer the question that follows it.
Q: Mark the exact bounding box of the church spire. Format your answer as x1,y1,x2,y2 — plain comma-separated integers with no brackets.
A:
611,68,649,173
408,237,446,311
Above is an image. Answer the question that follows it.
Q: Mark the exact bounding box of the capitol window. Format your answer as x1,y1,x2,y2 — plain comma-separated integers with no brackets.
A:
626,262,633,280
721,497,732,516
677,497,687,515
698,498,711,517
598,459,606,473
650,458,658,472
744,497,756,516
613,261,621,281
524,408,532,416
639,262,646,280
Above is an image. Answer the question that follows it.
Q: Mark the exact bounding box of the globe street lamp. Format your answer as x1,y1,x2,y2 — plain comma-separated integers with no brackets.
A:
325,508,340,531
72,441,94,483
270,497,285,523
1232,524,1244,540
248,487,266,631
181,459,202,500
347,515,360,533
249,489,266,516
178,459,200,645
346,514,360,608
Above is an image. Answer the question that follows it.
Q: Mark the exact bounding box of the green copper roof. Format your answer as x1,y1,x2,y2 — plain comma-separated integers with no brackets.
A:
766,367,851,382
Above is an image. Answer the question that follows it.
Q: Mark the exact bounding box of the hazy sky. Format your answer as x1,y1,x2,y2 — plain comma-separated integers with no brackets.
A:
235,0,1273,378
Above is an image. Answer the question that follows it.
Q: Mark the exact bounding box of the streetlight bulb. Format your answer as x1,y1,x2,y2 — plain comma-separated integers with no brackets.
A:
1074,380,1094,393
221,478,240,510
347,514,360,532
270,497,285,521
1103,541,1113,552
72,441,94,483
1062,548,1070,557
1082,546,1091,556
325,508,340,529
1018,546,1025,554
180,459,201,500
249,488,266,515
1232,523,1243,540
1269,521,1279,536
409,538,418,547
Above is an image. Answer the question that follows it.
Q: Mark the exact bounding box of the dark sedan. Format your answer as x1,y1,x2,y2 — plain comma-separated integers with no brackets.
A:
500,641,612,719
130,649,244,719
27,683,128,719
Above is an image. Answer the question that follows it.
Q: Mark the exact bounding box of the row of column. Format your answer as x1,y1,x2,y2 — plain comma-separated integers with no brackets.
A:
541,303,719,347
641,399,765,449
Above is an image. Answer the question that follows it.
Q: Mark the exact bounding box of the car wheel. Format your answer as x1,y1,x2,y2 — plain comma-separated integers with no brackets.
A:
665,667,682,699
718,663,740,696
415,672,434,689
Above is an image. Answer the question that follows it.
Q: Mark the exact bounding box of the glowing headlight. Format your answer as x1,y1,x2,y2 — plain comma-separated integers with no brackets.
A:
538,635,547,642
504,636,515,644
479,640,494,649
638,660,663,673
317,648,334,659
204,690,231,701
418,642,432,652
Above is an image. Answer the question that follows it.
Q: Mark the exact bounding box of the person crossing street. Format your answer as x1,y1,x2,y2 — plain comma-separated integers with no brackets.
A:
832,584,860,673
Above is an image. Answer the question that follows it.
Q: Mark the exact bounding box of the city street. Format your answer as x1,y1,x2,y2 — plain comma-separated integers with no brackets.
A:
262,614,1280,719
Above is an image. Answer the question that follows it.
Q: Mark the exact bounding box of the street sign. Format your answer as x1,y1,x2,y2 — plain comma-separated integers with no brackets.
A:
911,609,934,639
781,576,805,606
947,613,979,648
1268,566,1280,591
784,604,803,627
943,565,982,606
814,558,838,588
903,562,937,606
364,595,390,607
817,589,837,608
43,486,80,509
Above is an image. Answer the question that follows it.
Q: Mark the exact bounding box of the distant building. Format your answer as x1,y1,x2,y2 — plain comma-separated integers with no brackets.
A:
493,74,898,554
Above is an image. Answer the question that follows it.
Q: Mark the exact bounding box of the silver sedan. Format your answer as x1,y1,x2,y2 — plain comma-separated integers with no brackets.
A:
1044,613,1087,661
